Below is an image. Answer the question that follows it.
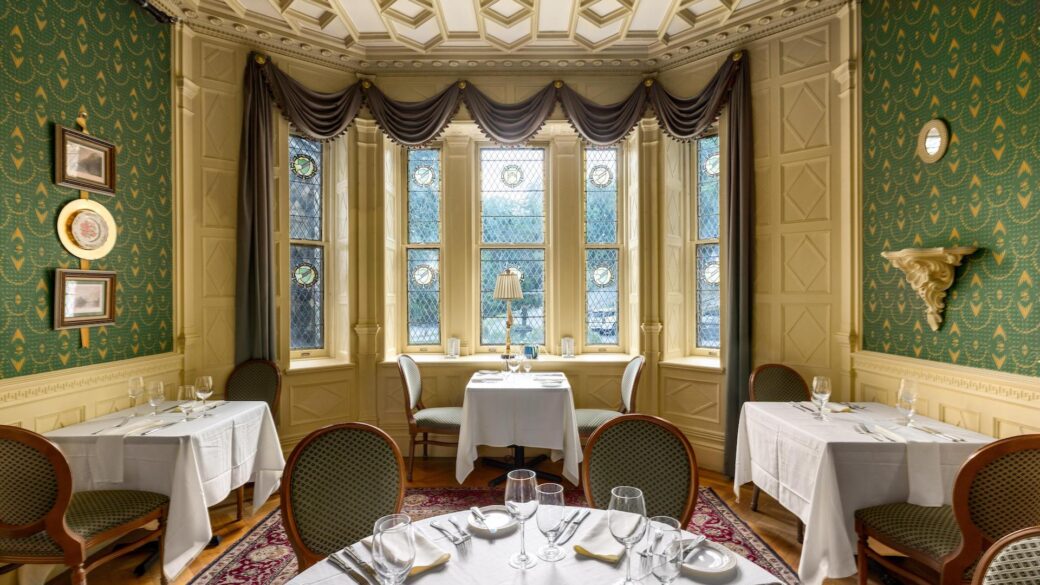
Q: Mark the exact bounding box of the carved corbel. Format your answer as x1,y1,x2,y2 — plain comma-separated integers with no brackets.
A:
881,247,977,331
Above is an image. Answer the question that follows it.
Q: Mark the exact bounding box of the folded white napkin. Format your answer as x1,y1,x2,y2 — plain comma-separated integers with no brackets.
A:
873,426,944,507
361,527,450,576
573,515,627,563
92,418,167,483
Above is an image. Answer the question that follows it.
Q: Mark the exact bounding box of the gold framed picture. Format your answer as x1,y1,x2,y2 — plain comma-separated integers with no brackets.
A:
54,269,117,330
55,125,116,195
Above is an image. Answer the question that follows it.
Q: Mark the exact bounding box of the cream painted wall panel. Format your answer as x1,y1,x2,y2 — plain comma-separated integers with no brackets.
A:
658,365,726,471
202,168,237,228
781,231,830,293
780,157,830,223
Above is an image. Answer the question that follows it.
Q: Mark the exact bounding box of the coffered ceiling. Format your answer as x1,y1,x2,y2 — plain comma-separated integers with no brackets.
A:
167,0,847,72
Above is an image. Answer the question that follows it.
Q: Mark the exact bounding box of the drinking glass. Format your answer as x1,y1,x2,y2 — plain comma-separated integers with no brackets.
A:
651,539,684,584
146,381,165,416
523,357,533,374
646,516,681,583
372,514,415,585
812,376,832,420
608,486,648,585
195,375,214,417
177,385,196,421
507,355,522,375
128,376,145,416
535,483,567,562
897,378,918,426
504,469,538,569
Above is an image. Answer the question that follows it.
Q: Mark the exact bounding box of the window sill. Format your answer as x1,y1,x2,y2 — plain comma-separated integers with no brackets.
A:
659,355,724,373
287,356,353,374
384,353,637,366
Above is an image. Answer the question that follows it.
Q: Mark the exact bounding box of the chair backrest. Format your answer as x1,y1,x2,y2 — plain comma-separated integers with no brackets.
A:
582,414,698,526
280,423,405,570
748,364,809,402
946,434,1040,578
397,355,422,410
226,359,283,416
972,526,1040,585
620,356,645,413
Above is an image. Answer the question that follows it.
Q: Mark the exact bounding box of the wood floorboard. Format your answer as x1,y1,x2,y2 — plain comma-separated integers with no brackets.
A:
79,458,869,584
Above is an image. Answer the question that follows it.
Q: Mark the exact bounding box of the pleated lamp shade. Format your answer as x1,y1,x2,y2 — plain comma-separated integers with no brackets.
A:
493,270,523,301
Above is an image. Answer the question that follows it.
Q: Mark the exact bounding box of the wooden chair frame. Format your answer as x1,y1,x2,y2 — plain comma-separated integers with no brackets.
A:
856,434,1040,585
398,355,460,481
280,422,406,571
971,525,1040,585
577,356,646,441
226,358,283,521
0,426,168,585
581,414,699,527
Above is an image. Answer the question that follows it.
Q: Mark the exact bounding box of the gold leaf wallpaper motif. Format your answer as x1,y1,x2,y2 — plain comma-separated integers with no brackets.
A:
0,0,172,378
862,0,1039,374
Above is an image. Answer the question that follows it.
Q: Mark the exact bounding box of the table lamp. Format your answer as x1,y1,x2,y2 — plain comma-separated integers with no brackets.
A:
493,268,523,358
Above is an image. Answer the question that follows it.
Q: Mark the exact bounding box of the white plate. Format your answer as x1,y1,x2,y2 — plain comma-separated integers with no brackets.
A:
467,505,518,537
681,539,737,576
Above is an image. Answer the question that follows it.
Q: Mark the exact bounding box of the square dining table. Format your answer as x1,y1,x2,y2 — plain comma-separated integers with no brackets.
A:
19,400,285,583
734,401,993,585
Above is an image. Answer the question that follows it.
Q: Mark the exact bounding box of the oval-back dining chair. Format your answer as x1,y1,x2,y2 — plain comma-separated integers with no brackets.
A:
972,526,1040,585
582,414,698,526
575,355,645,441
398,354,462,481
225,359,283,521
0,426,169,585
280,422,405,570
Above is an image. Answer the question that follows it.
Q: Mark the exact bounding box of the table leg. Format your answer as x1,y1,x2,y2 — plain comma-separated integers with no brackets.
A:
484,446,564,487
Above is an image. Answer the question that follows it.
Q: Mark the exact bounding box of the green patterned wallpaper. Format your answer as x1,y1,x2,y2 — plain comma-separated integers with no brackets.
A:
862,0,1039,375
0,1,172,378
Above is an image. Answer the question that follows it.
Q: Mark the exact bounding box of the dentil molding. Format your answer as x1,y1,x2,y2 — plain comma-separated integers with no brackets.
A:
881,246,977,331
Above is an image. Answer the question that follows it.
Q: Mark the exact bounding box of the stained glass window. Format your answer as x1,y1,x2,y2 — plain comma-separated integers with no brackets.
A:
290,244,324,350
405,149,443,346
289,135,323,241
408,149,440,244
480,148,545,244
584,147,621,346
407,249,440,345
585,148,618,245
289,135,326,353
480,249,545,346
694,135,721,350
696,135,720,240
586,249,619,345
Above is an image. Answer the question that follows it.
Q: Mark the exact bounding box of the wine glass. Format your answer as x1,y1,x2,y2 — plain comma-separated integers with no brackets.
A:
195,375,214,417
504,469,538,569
127,376,144,416
812,376,832,420
146,381,165,416
507,355,522,375
535,483,567,562
372,514,415,585
523,356,533,374
608,486,648,585
897,378,918,426
647,516,681,583
177,385,196,421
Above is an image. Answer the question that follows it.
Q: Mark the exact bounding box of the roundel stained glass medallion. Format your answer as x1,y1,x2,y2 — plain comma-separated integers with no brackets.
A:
291,153,318,179
501,164,524,188
413,164,436,187
592,265,613,287
412,264,436,287
705,262,721,285
293,263,319,287
704,153,720,177
589,164,614,187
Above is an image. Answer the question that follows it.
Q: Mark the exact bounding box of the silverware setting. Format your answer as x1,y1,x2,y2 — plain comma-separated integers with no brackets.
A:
141,421,180,436
448,516,471,541
91,417,131,435
555,509,590,545
340,546,378,579
910,424,965,442
430,520,469,545
855,423,894,442
553,509,578,543
840,402,867,411
789,401,816,414
328,551,369,584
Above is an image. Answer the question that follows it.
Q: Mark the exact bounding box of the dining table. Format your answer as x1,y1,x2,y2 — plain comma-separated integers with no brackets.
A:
455,371,582,486
286,507,783,585
18,399,285,583
733,401,993,585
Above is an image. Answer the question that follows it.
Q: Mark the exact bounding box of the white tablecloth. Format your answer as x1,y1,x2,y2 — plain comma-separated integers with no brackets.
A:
733,402,993,585
22,401,285,582
287,508,780,585
455,372,582,485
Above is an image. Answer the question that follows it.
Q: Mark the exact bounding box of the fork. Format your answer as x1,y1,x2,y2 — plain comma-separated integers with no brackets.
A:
430,520,464,545
92,417,131,435
447,516,471,542
856,423,889,442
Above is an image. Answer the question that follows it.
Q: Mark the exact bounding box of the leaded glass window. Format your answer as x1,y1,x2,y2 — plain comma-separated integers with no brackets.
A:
694,135,721,350
584,147,621,346
479,148,546,347
289,135,326,352
406,148,442,346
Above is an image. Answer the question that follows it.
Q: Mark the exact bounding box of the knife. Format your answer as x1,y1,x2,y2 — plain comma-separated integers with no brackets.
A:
469,506,494,534
327,552,367,584
553,509,578,542
556,509,591,545
340,546,378,578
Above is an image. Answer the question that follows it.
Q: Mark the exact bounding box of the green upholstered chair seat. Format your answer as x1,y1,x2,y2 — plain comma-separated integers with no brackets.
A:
575,409,621,436
0,490,167,558
856,503,961,560
414,407,462,432
981,534,1040,584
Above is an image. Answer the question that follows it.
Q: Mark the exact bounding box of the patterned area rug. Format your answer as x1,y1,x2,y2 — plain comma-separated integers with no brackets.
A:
189,487,799,584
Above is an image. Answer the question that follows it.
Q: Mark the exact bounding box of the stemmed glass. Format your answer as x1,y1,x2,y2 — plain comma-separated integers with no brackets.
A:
372,514,415,585
504,469,538,569
195,375,214,417
177,385,196,421
897,378,918,426
128,376,144,416
146,381,165,416
812,376,832,420
648,516,682,584
608,486,648,585
535,483,567,562
507,355,522,375
523,357,533,375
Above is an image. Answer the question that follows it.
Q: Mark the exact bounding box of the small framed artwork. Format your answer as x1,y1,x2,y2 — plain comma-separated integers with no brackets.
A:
55,125,116,195
54,269,117,330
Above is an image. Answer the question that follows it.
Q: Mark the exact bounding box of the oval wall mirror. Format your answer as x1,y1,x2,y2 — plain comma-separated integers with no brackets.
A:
917,119,949,163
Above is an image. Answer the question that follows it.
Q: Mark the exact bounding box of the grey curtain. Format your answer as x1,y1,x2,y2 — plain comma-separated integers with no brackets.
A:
262,63,363,140
559,84,647,146
463,83,558,145
362,82,462,147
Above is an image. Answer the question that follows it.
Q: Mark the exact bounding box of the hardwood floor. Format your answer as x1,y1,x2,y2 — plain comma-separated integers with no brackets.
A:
82,458,870,584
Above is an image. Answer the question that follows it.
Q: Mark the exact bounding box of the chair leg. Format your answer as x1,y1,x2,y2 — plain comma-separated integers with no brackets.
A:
750,485,761,512
71,565,87,585
423,433,429,459
408,436,417,481
796,519,805,544
236,485,245,522
856,525,869,585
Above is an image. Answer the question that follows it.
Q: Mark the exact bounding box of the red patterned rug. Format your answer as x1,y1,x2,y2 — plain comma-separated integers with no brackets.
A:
189,487,799,584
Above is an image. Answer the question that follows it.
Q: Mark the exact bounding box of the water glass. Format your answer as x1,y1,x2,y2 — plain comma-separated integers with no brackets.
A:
195,375,214,417
177,385,196,421
507,355,522,374
505,469,538,569
535,483,567,562
897,378,918,426
146,381,165,416
128,376,145,416
447,337,461,358
645,516,681,583
608,486,648,585
812,376,832,419
651,539,684,584
523,358,533,374
372,514,415,585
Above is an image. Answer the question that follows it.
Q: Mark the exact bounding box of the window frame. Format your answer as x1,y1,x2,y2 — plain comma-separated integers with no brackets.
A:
401,146,445,353
582,145,626,353
687,132,723,357
475,143,550,354
288,135,331,360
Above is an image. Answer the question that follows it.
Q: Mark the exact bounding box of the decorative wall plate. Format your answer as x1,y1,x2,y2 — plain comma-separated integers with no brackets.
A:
56,199,117,260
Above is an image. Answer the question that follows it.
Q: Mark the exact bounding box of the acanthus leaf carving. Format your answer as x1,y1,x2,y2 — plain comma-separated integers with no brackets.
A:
881,246,977,331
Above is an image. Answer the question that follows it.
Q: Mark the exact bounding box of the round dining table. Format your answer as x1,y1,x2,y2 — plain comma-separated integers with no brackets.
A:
287,507,782,585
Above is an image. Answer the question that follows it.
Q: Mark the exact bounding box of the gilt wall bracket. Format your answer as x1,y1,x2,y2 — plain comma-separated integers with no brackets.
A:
881,247,977,331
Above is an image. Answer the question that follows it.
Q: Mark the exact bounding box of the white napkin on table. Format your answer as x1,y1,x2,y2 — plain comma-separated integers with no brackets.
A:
361,528,450,576
873,425,944,507
92,418,168,483
573,515,627,563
